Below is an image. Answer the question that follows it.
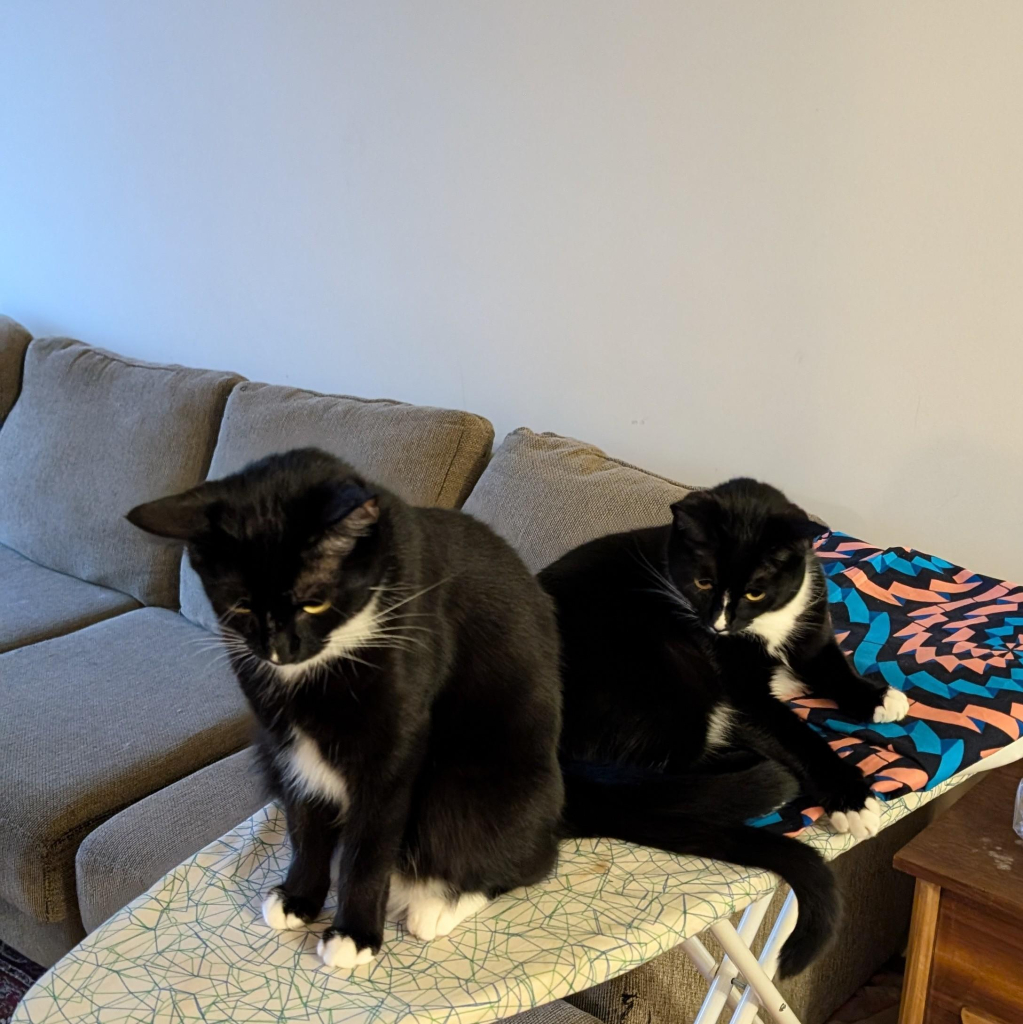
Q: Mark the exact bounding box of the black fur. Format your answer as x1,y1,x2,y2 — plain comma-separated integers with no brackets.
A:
128,448,564,963
667,479,890,809
540,477,896,976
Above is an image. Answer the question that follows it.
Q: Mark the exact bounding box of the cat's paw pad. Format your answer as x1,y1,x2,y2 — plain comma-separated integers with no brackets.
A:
873,687,910,724
317,931,376,969
830,796,882,840
261,889,309,930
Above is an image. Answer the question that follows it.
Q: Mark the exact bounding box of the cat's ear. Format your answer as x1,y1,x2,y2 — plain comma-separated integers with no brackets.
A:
776,509,828,543
321,482,380,537
126,487,217,541
670,494,711,545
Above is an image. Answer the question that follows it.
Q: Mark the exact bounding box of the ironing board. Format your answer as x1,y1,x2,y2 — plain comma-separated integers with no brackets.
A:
14,534,1023,1024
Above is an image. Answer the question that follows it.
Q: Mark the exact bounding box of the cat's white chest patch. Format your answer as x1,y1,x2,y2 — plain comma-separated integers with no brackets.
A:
282,729,349,809
747,565,814,659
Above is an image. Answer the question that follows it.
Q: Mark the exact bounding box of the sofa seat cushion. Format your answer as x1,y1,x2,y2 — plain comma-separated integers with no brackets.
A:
0,337,241,607
0,609,250,924
462,428,695,573
0,314,32,424
179,381,494,629
76,747,267,933
0,543,139,653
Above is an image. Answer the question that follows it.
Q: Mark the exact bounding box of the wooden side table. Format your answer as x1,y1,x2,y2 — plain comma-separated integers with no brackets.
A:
893,761,1023,1024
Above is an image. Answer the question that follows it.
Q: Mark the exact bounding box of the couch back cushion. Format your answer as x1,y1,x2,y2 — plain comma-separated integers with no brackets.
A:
462,428,695,573
0,338,241,606
0,315,32,425
179,381,494,629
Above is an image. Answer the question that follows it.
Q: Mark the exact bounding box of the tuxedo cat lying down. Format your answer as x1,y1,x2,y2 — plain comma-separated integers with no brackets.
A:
540,478,910,977
129,449,565,969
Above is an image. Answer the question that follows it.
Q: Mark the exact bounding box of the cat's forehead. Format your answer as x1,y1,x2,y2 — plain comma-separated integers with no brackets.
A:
692,515,798,575
292,541,345,596
216,490,294,540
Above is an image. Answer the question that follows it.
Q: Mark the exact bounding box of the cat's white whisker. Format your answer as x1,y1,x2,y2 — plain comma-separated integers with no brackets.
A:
378,577,453,614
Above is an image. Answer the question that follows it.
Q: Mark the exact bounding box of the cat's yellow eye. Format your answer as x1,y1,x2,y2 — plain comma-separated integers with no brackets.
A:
694,578,713,591
745,590,766,602
232,605,252,615
301,600,332,615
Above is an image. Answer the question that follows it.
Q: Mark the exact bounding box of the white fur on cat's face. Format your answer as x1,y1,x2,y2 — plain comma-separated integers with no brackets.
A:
669,479,823,636
745,564,816,658
271,595,383,683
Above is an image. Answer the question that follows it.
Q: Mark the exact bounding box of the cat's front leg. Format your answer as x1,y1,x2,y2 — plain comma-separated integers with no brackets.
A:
262,797,340,930
318,780,413,969
816,755,883,840
789,637,909,725
742,696,882,840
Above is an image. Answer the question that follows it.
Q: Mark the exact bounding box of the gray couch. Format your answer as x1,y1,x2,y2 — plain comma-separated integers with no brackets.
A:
0,315,933,1023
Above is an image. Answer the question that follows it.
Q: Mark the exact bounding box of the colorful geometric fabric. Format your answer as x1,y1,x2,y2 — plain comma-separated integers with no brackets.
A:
757,532,1023,836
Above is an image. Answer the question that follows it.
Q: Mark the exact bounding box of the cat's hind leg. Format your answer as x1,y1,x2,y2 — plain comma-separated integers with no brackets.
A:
401,878,488,941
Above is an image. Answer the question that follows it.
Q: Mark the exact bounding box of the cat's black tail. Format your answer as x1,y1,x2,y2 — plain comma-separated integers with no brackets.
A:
561,763,840,977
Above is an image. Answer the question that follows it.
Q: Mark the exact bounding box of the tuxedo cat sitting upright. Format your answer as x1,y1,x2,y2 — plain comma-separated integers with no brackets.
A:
128,449,564,970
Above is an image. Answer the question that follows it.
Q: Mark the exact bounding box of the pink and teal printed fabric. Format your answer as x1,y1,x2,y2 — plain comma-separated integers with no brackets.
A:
757,532,1023,836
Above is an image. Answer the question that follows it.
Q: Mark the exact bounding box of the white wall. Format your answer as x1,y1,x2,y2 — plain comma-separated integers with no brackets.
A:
2,2,1021,579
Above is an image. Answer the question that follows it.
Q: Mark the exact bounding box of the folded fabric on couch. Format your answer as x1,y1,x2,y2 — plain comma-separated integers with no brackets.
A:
756,532,1023,836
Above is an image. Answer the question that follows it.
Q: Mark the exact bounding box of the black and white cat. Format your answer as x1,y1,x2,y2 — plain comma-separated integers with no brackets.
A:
128,448,564,969
541,478,910,976
667,478,909,836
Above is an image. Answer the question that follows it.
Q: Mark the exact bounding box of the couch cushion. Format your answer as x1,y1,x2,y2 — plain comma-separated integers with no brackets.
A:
0,315,32,424
0,893,84,970
77,748,266,933
462,428,695,573
179,381,494,629
0,609,250,924
0,544,139,653
0,338,241,607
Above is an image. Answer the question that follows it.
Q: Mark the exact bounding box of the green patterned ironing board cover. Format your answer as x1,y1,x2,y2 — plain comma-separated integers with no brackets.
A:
13,768,989,1024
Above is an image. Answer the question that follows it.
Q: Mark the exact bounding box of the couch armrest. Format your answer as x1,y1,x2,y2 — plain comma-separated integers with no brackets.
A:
76,747,267,933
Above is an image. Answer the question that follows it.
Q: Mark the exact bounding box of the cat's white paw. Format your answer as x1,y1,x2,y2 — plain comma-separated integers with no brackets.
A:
261,890,306,931
873,687,910,724
317,932,375,969
829,796,882,840
405,882,488,941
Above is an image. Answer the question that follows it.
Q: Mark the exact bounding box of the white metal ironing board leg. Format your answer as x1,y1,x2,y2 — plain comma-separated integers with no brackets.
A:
689,890,803,1024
